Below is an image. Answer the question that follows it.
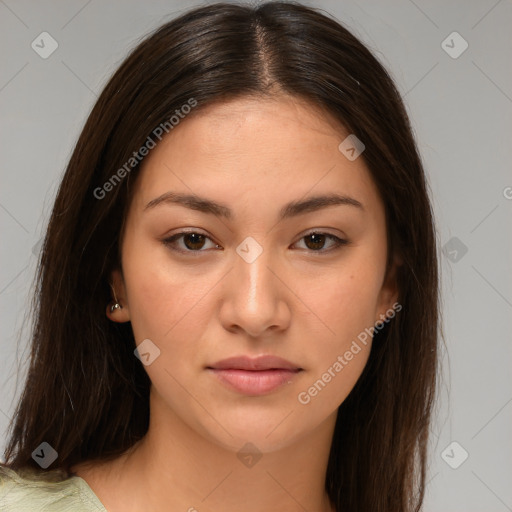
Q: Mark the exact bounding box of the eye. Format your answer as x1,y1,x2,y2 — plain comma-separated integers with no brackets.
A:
162,231,221,253
162,230,348,255
292,231,348,253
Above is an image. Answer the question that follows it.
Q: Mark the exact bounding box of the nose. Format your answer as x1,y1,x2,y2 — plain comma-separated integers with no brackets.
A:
218,239,291,338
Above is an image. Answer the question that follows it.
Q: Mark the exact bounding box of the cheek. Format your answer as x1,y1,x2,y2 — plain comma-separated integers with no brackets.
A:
296,346,371,412
293,269,375,410
122,241,215,344
292,252,382,399
297,257,382,343
123,261,173,341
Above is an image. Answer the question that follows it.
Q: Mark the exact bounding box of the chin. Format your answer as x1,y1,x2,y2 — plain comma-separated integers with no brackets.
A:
192,405,323,455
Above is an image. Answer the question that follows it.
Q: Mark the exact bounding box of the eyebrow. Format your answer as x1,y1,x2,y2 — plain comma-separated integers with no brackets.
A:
144,191,364,220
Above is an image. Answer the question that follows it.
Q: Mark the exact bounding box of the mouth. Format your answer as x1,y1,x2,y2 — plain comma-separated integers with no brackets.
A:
206,355,303,396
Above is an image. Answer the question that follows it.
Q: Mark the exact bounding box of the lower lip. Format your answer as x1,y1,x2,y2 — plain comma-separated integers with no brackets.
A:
208,368,301,395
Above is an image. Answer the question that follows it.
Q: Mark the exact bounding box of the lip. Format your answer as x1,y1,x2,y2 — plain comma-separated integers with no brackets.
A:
208,355,302,371
207,355,303,396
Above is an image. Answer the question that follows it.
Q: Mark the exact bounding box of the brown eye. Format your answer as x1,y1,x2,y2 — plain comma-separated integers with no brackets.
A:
162,231,220,253
304,233,327,250
183,233,206,250
294,232,348,253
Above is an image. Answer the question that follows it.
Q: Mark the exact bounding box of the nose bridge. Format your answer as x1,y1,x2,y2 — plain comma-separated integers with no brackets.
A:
221,235,289,336
235,236,276,313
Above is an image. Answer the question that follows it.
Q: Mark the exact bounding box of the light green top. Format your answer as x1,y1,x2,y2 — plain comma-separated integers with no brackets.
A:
0,466,107,511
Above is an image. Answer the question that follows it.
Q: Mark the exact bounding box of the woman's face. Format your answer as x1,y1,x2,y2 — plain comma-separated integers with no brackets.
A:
110,95,399,453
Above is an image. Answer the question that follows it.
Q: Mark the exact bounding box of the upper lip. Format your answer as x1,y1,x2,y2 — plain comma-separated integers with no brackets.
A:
207,355,302,371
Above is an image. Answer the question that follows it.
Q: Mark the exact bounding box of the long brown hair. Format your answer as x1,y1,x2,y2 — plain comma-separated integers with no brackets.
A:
3,2,440,510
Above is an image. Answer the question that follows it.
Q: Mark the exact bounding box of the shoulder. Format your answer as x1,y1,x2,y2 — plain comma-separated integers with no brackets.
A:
0,465,107,512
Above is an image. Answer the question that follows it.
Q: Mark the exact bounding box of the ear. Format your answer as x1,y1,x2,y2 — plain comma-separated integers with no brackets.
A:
375,252,402,324
106,268,131,323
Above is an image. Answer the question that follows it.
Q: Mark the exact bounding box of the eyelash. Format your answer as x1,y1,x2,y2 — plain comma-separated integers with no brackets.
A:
161,230,349,255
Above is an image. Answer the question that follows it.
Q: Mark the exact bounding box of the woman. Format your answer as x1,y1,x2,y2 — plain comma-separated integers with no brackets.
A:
0,2,440,511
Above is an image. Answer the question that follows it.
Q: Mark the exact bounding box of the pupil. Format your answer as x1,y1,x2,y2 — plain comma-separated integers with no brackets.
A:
184,233,205,250
306,233,325,250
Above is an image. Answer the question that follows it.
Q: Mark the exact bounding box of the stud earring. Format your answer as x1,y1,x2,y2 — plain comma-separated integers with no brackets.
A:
109,284,123,313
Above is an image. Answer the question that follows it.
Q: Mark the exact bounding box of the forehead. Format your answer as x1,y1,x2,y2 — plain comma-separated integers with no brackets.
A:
131,95,385,224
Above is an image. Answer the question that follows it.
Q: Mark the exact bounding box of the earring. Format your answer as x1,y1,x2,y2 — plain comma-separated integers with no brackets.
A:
109,284,122,313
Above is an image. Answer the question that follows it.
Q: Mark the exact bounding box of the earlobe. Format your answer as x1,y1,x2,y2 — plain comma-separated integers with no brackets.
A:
106,302,131,323
106,269,131,323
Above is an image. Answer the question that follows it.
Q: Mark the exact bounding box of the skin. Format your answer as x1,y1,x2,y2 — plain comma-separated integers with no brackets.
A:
71,95,400,512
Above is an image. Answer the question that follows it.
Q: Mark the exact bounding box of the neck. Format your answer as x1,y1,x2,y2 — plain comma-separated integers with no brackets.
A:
75,389,338,512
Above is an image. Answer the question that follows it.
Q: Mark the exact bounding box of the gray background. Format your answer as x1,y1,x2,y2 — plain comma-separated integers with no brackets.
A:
1,0,511,510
